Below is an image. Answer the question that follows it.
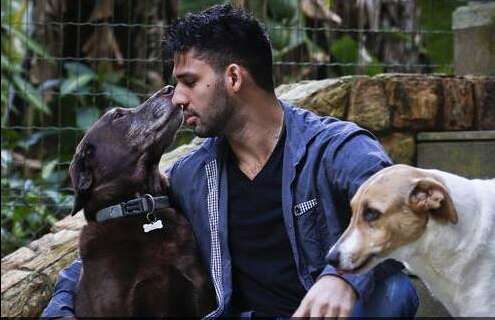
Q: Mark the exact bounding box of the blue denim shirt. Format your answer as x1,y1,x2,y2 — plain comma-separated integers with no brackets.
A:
42,101,404,317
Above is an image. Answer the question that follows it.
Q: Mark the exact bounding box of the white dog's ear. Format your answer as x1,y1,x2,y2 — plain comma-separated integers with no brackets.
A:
408,177,458,224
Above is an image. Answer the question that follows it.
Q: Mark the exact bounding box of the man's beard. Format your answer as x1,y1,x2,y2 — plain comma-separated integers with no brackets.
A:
194,80,234,138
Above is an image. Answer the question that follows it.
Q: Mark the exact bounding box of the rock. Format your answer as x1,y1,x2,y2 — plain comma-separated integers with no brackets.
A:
453,2,495,75
28,229,79,253
51,210,86,232
22,231,79,274
348,77,389,131
1,270,32,293
468,76,495,130
384,74,441,130
276,78,351,118
441,77,475,130
159,137,204,171
1,269,53,317
1,247,36,273
379,132,415,165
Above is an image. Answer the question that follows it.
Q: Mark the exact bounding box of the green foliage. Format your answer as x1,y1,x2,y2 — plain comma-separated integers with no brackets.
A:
178,0,225,16
418,0,465,74
1,150,73,257
0,0,144,257
330,35,384,76
1,0,51,117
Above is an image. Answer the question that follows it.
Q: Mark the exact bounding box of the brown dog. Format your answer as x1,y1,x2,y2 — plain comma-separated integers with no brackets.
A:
69,86,215,317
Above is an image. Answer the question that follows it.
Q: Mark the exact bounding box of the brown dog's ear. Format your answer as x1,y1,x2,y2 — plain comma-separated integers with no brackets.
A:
408,177,458,224
69,145,94,215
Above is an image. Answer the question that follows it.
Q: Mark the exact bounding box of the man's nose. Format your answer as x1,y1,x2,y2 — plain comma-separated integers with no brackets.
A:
171,86,189,110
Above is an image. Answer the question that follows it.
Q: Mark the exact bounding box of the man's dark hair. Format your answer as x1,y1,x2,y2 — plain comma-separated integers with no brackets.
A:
164,4,274,93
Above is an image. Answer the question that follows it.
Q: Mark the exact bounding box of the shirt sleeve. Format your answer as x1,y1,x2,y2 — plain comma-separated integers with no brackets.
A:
319,130,401,301
40,258,82,318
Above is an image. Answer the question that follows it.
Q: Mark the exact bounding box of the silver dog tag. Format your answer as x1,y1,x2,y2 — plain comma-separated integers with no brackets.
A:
143,219,163,233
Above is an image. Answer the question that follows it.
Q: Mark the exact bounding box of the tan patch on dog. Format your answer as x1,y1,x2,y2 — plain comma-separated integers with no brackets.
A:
338,165,458,270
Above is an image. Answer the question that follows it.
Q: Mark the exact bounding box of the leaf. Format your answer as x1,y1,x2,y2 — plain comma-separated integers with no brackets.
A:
42,159,58,181
331,35,358,63
1,24,53,59
102,83,140,108
60,73,95,95
1,149,13,171
1,54,23,74
64,62,96,77
76,107,100,129
17,131,54,150
268,0,297,21
11,75,50,114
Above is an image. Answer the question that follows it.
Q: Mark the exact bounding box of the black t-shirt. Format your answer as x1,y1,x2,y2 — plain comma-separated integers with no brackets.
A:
227,129,307,316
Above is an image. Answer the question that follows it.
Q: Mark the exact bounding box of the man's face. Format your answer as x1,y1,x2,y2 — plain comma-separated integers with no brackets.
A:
172,50,234,137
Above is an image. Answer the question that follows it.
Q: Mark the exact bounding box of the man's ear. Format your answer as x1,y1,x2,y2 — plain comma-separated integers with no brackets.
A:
408,177,458,224
225,64,242,93
69,145,94,215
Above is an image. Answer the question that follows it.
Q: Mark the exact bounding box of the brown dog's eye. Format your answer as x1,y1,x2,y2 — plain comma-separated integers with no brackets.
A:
112,111,125,120
363,209,381,222
84,144,95,157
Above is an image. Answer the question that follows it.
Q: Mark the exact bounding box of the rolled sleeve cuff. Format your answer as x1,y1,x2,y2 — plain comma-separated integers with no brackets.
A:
40,258,82,318
40,291,76,318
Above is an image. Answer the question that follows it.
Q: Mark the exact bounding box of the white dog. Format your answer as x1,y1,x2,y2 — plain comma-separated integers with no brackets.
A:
326,164,495,317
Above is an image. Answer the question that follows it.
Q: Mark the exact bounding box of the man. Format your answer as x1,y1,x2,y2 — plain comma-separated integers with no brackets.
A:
42,4,418,318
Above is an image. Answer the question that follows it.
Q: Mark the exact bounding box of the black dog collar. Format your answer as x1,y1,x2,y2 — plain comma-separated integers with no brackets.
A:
95,195,170,223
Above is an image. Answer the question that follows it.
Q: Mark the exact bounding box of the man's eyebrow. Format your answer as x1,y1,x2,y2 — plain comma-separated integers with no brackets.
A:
174,72,196,79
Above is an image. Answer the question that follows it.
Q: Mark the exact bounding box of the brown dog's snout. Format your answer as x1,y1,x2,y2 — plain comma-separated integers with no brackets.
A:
161,85,174,96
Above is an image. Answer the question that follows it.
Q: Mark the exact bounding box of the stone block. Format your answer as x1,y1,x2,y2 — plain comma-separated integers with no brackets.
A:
453,2,495,75
51,210,86,232
379,132,415,165
1,269,53,317
468,76,495,130
277,78,351,118
348,77,389,131
384,74,441,130
1,270,31,293
1,247,36,273
442,77,475,130
28,229,79,253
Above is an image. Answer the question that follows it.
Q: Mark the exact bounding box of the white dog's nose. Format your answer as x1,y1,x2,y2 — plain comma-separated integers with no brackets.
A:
326,249,341,267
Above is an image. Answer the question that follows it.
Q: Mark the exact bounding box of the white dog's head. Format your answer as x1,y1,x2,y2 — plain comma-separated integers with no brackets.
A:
326,164,458,273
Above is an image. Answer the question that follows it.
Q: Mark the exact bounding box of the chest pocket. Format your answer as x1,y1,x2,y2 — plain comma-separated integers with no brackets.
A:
294,198,318,216
293,197,328,270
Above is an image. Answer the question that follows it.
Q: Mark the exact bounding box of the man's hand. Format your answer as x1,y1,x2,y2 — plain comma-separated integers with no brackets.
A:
292,275,357,318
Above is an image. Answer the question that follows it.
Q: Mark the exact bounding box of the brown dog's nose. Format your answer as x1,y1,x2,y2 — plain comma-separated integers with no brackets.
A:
162,85,174,96
325,249,340,267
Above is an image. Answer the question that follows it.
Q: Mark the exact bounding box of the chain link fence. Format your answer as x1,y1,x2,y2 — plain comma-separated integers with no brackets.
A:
1,0,467,256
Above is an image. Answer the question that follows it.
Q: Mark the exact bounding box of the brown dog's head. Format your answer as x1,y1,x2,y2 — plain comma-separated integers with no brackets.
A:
325,164,458,273
69,86,183,220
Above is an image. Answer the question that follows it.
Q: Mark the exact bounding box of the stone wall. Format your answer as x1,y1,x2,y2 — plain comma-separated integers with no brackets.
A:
1,74,494,317
276,74,494,164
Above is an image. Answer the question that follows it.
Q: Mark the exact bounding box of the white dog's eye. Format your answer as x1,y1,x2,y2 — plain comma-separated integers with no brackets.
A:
363,209,381,222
